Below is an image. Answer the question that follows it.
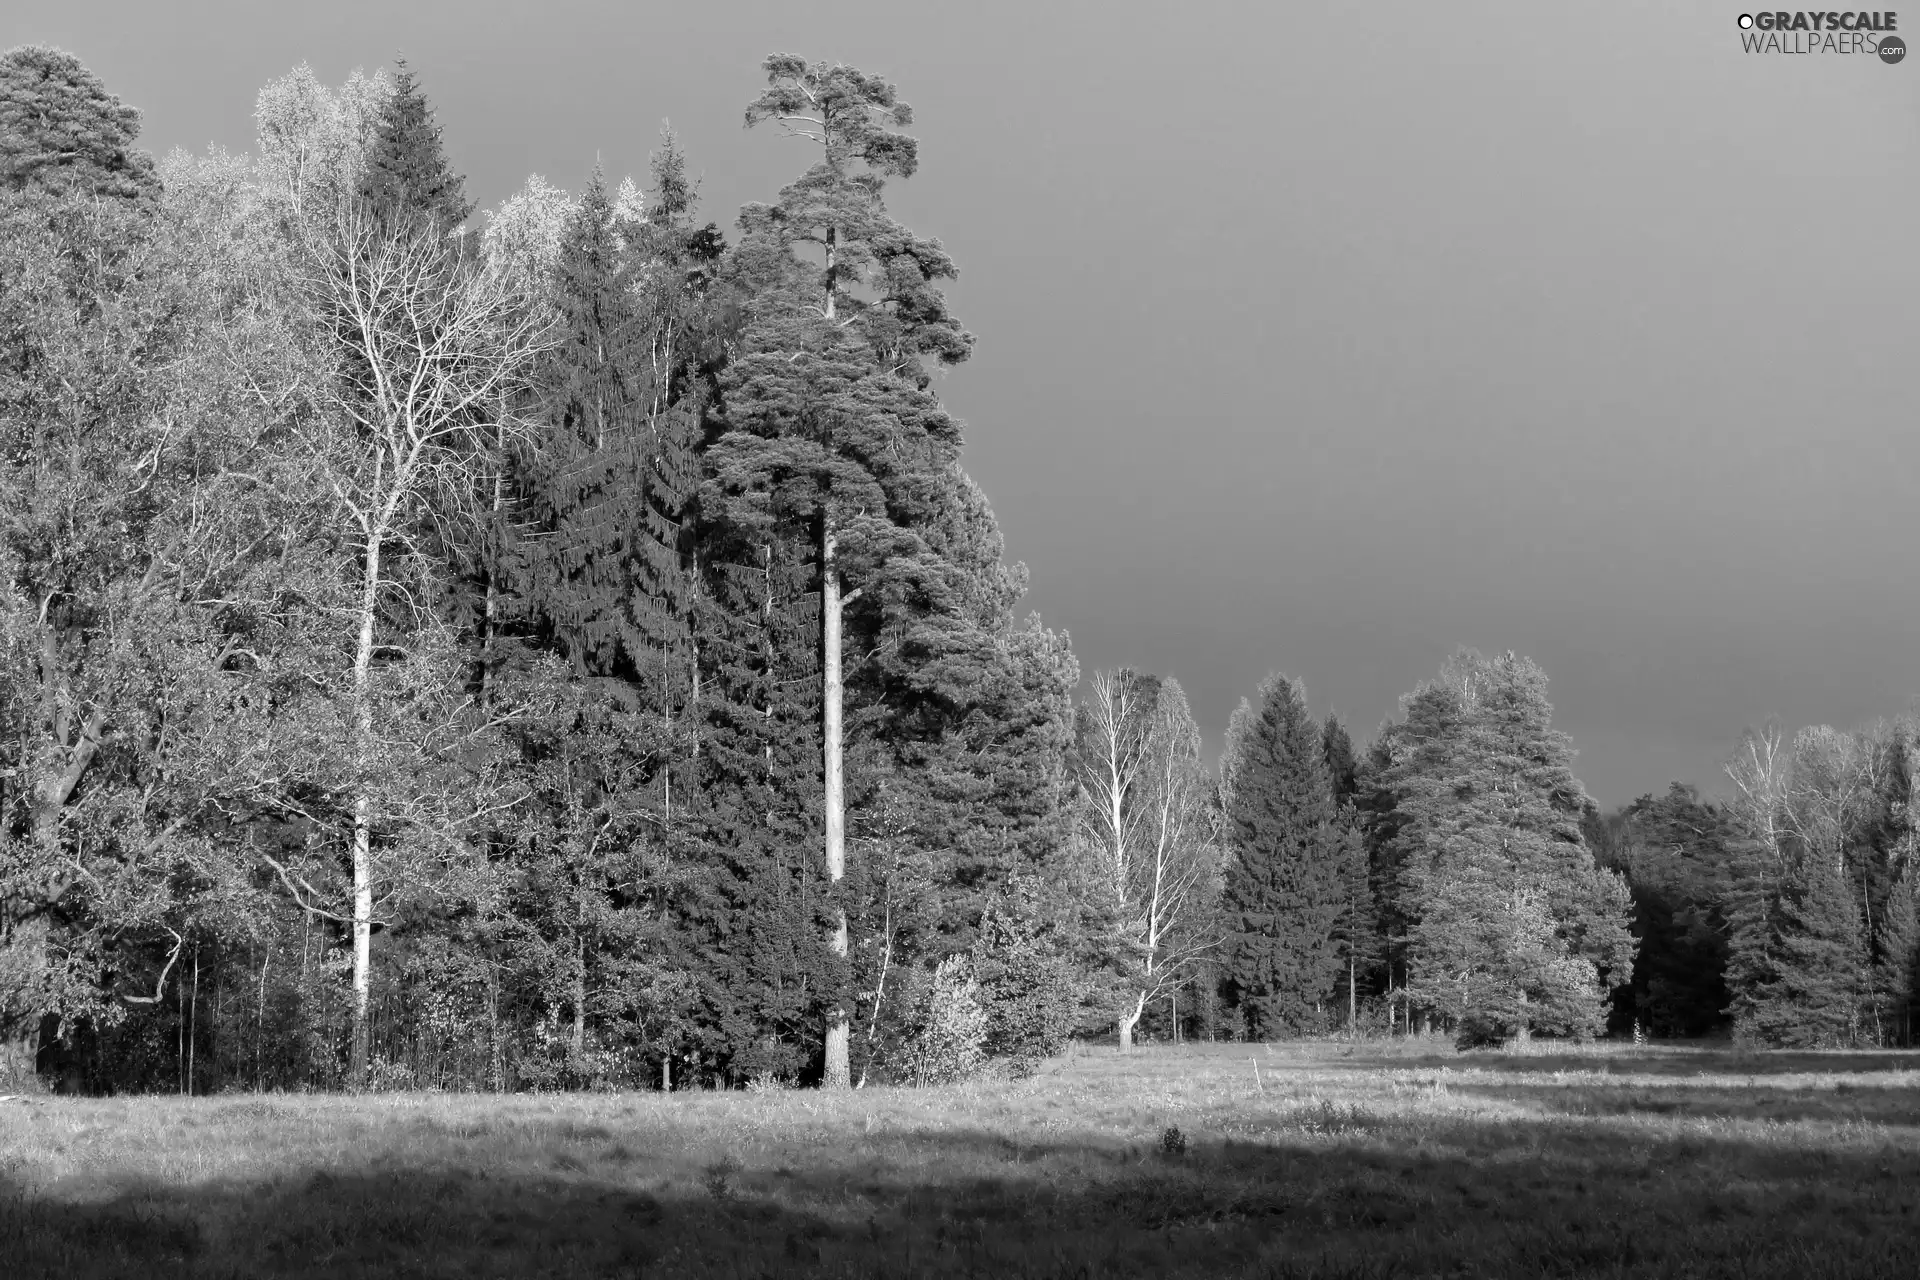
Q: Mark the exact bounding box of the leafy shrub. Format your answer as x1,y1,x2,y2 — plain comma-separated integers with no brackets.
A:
972,877,1080,1071
904,956,989,1085
730,1037,802,1088
365,1057,416,1091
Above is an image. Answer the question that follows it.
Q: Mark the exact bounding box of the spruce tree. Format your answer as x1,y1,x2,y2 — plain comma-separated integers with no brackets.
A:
1323,714,1360,809
514,167,695,691
1872,867,1917,1046
357,60,471,235
1220,674,1343,1037
490,165,712,1083
1734,850,1864,1048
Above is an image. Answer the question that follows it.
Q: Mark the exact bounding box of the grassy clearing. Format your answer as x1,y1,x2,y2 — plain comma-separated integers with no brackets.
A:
2,1041,1917,1278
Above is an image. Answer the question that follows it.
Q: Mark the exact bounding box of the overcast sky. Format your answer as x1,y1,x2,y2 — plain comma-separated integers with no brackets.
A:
12,0,1918,806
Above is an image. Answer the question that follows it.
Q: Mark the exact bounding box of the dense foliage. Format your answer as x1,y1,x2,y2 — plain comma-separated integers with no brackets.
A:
3,46,1913,1095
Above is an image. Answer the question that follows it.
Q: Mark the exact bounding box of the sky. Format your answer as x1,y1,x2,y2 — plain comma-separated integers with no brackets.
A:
10,1,1919,807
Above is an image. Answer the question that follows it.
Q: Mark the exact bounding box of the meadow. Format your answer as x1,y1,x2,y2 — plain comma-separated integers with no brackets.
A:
2,1040,1917,1279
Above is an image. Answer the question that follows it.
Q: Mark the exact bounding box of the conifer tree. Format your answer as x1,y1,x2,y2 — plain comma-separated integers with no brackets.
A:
1321,712,1375,1027
1220,674,1344,1037
1323,714,1360,809
1607,784,1739,1037
0,45,158,202
1731,849,1864,1047
1328,813,1374,1031
1718,720,1901,1047
1382,651,1633,1041
1872,867,1917,1045
482,161,715,1084
1362,688,1459,1033
513,167,696,692
357,60,471,235
707,54,974,1087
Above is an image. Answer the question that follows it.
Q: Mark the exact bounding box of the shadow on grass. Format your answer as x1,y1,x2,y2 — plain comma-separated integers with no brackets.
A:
3,1107,1918,1279
1320,1049,1920,1079
1450,1078,1920,1125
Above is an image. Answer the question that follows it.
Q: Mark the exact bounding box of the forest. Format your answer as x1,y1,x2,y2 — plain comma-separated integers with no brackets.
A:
1,44,1916,1101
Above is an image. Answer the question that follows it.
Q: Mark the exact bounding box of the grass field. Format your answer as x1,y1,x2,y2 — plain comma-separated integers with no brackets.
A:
2,1040,1917,1278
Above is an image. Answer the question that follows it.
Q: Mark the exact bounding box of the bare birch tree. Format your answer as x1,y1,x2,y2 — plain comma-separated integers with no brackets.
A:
1725,721,1791,869
1077,671,1219,1048
282,203,551,1087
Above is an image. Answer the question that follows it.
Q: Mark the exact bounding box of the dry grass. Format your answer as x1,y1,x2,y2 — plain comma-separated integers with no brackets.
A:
3,1040,1918,1277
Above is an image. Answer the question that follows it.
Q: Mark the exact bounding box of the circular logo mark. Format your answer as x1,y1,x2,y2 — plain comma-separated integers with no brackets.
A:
1881,34,1908,63
1738,13,1754,29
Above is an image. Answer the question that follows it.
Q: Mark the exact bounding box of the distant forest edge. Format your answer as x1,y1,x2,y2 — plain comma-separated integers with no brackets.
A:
0,48,1913,1096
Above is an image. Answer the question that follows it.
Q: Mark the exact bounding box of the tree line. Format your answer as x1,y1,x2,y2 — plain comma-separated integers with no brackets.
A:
1591,719,1919,1048
1,47,1910,1096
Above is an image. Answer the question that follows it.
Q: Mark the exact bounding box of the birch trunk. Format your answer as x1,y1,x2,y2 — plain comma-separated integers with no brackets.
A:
348,527,382,1092
1117,989,1147,1050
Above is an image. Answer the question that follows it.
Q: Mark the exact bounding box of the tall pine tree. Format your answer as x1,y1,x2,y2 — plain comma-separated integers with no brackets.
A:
704,55,976,1087
0,46,159,202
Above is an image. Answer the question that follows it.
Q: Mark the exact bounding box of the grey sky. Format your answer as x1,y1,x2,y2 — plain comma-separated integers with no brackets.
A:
13,0,1918,806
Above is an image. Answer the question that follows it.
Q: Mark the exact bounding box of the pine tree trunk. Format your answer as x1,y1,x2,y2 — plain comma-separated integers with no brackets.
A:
349,529,383,1093
1349,952,1357,1034
822,524,851,1089
824,227,837,321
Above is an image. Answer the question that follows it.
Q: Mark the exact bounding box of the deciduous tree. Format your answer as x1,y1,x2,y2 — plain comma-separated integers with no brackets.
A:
283,201,551,1088
1074,672,1218,1047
